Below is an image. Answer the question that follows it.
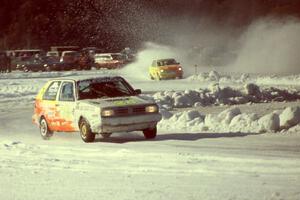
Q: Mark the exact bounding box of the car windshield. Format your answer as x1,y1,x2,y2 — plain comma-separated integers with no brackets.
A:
77,77,136,100
95,55,111,60
159,59,177,66
65,52,78,56
111,54,124,60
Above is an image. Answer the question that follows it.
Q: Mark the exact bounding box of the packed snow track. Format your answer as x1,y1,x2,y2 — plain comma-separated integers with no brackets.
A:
0,70,300,200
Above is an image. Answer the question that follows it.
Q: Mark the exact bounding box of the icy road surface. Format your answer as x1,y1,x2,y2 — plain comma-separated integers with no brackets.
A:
0,69,300,200
0,105,300,200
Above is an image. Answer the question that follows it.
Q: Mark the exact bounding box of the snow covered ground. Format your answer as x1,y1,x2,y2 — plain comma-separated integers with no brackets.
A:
0,68,300,200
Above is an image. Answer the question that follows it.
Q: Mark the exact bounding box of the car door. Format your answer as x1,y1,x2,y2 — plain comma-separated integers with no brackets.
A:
55,81,77,132
40,80,62,131
149,60,157,78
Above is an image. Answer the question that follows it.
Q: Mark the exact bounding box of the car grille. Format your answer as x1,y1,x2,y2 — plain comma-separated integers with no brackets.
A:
115,108,129,115
114,106,146,116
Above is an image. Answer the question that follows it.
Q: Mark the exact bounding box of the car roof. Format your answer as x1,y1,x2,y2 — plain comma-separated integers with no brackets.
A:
95,53,112,56
49,75,123,82
62,51,77,54
155,58,176,62
95,53,122,56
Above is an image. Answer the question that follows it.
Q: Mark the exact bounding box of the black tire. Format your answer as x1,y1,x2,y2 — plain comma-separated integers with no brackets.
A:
158,74,162,81
143,127,157,139
150,75,154,80
39,118,53,140
79,119,95,143
155,74,161,81
100,132,112,139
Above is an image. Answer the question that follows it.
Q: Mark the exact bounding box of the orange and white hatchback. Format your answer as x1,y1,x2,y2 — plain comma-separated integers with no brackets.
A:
33,75,161,142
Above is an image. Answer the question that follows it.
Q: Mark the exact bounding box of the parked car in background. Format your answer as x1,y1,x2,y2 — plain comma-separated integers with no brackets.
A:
13,49,44,58
60,51,80,69
43,56,71,71
11,49,44,70
51,46,80,57
46,51,59,57
149,58,183,80
94,53,125,69
21,57,48,72
60,51,80,63
15,56,32,70
32,75,162,142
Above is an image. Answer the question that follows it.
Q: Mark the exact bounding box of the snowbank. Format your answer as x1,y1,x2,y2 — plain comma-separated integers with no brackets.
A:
153,83,300,110
188,71,300,86
158,106,300,133
279,107,300,129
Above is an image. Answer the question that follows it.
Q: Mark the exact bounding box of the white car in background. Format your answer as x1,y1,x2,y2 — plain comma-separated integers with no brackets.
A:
33,75,162,142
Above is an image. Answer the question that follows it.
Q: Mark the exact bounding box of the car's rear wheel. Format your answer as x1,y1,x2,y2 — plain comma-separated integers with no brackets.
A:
100,132,112,139
79,119,95,143
39,118,53,140
143,127,157,139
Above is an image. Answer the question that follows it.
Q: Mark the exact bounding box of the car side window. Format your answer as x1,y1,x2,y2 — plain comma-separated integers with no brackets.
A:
43,81,61,101
59,82,75,101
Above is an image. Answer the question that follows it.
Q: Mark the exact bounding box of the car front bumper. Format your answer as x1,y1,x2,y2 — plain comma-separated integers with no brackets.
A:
92,113,162,133
159,71,183,79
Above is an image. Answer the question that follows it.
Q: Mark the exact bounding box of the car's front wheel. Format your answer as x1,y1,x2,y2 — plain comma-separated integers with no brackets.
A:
143,127,157,139
39,117,53,140
79,119,96,143
155,74,161,81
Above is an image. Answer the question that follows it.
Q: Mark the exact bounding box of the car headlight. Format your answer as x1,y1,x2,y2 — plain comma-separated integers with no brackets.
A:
101,109,115,117
145,105,158,113
43,64,48,67
178,67,182,71
160,69,164,73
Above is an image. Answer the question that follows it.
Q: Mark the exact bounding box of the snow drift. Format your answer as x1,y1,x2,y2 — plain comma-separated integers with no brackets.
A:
158,106,300,133
152,82,300,110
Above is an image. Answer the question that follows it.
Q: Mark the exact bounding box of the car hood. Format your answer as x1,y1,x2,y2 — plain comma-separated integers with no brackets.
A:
80,95,154,108
159,65,181,70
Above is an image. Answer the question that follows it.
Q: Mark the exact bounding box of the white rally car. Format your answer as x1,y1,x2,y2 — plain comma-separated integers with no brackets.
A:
32,75,162,142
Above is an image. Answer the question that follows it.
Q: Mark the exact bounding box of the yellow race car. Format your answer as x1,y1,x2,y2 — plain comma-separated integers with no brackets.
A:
149,58,183,80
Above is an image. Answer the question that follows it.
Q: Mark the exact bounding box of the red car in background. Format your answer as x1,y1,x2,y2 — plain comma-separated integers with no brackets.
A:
94,53,125,69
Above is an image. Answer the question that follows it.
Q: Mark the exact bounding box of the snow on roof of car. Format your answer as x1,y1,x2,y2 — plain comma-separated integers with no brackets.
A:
50,74,123,82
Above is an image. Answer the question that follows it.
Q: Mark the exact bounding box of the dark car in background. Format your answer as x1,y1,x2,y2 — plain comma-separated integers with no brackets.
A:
20,56,70,72
21,57,48,72
43,56,71,71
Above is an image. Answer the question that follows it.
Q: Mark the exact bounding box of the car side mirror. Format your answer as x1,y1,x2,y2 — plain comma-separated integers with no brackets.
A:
134,89,142,95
